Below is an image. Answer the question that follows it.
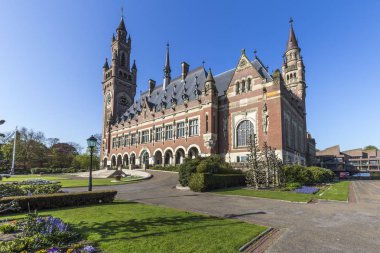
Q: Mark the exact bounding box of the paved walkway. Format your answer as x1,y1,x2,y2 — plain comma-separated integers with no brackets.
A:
71,171,380,253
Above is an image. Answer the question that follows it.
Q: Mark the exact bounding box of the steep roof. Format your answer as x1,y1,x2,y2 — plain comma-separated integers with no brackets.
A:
119,57,273,121
117,17,127,31
286,23,299,51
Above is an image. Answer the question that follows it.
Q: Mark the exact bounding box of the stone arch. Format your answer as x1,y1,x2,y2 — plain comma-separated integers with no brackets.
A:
111,155,117,169
140,150,150,166
187,145,201,159
129,152,136,165
175,147,186,165
103,157,108,169
123,153,129,167
153,149,164,165
164,149,174,165
117,154,123,169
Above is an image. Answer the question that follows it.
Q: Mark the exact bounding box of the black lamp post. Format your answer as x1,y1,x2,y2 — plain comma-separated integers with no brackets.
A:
87,135,97,192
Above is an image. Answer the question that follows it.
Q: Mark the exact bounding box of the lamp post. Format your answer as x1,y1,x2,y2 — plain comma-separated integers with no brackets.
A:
87,135,97,192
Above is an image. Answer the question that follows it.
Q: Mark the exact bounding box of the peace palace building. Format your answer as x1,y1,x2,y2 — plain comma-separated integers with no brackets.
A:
100,16,316,169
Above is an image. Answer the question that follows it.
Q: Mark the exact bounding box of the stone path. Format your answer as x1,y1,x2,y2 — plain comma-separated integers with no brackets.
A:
70,171,380,253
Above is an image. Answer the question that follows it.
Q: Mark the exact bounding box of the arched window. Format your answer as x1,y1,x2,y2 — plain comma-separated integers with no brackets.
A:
241,80,246,92
121,52,126,67
247,78,251,91
141,151,149,165
236,82,240,94
236,120,254,147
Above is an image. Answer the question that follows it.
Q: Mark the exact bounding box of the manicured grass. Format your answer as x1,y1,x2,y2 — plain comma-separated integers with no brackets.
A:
316,181,350,201
1,174,140,188
213,188,314,202
3,202,267,253
213,181,351,202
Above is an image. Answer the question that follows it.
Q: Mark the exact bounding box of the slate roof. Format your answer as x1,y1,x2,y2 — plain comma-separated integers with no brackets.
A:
120,58,272,121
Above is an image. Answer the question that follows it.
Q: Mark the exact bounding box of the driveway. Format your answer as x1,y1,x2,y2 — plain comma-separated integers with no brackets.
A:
70,172,380,253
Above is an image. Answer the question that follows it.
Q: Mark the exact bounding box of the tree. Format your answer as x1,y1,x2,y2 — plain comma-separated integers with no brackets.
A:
364,145,378,150
49,142,78,168
72,153,99,171
245,133,261,189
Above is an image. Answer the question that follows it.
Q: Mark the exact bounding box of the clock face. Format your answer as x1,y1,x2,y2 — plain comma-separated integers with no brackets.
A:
120,96,128,106
106,93,112,108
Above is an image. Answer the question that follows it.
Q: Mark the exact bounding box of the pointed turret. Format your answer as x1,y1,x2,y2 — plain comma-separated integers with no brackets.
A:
116,16,127,42
206,68,215,83
286,18,299,51
103,58,109,70
132,59,137,71
163,43,171,89
205,68,216,94
117,16,127,32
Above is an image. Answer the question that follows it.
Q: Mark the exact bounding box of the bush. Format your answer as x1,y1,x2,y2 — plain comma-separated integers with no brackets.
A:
189,173,246,192
0,184,25,197
179,155,241,187
178,157,201,186
30,167,79,174
20,183,61,195
0,190,117,214
0,223,16,234
307,166,334,183
283,165,334,185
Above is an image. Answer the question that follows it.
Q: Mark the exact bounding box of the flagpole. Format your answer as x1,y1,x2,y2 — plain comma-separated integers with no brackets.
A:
11,126,17,175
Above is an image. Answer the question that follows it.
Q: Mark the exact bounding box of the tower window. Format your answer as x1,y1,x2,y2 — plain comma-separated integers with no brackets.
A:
121,52,126,67
242,80,245,93
206,114,209,133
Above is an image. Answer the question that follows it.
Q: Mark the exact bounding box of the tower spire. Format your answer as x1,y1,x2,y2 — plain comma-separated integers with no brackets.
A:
286,17,299,51
163,42,171,89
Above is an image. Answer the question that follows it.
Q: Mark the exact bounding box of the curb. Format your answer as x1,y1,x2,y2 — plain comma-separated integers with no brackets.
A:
147,169,179,174
239,227,273,252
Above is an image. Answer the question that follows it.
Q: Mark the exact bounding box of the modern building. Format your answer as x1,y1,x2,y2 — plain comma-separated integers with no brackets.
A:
100,16,315,169
316,146,380,173
343,148,380,171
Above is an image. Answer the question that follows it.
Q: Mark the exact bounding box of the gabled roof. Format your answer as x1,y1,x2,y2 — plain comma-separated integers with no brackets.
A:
119,56,273,122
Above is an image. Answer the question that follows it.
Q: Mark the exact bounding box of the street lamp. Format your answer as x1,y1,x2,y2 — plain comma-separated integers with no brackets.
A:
87,135,97,192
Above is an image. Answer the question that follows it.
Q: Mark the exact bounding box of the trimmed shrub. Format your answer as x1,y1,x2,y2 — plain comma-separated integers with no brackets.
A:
307,166,334,184
20,183,61,195
178,158,201,186
0,190,117,214
30,167,80,174
0,184,24,197
189,173,246,192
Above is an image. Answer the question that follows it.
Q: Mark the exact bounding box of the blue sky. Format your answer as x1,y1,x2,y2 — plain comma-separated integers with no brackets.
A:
0,0,379,151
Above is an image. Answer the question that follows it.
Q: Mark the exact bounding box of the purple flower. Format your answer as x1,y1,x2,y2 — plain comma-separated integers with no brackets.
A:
47,247,61,253
83,245,96,253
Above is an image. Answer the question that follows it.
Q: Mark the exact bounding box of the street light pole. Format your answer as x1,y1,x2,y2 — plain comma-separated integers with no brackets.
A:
87,135,97,192
89,146,93,191
11,126,17,175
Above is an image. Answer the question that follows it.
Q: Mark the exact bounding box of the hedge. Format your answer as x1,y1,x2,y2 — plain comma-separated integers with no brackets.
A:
30,167,82,174
0,190,117,214
189,173,246,192
151,165,179,172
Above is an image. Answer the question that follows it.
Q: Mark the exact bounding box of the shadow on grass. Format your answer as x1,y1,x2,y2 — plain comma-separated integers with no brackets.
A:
74,213,243,244
223,211,266,218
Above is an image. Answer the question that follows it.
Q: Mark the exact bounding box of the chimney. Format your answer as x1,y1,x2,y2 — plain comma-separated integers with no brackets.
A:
148,79,156,95
181,62,190,81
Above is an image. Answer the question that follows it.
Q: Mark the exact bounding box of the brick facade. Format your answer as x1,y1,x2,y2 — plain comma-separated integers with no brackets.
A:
100,17,315,169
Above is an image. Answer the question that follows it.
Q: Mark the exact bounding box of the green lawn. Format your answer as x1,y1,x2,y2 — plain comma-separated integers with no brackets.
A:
213,181,351,202
1,174,141,188
316,181,350,201
213,188,314,202
3,202,266,253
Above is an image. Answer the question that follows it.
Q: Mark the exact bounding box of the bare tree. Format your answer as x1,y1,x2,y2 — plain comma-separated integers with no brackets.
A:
245,133,261,189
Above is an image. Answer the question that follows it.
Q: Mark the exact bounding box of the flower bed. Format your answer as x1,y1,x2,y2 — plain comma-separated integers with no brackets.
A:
0,179,61,198
0,213,99,253
293,186,319,194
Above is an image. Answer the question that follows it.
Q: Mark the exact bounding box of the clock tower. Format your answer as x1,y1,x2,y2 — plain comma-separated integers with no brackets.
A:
101,15,137,156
